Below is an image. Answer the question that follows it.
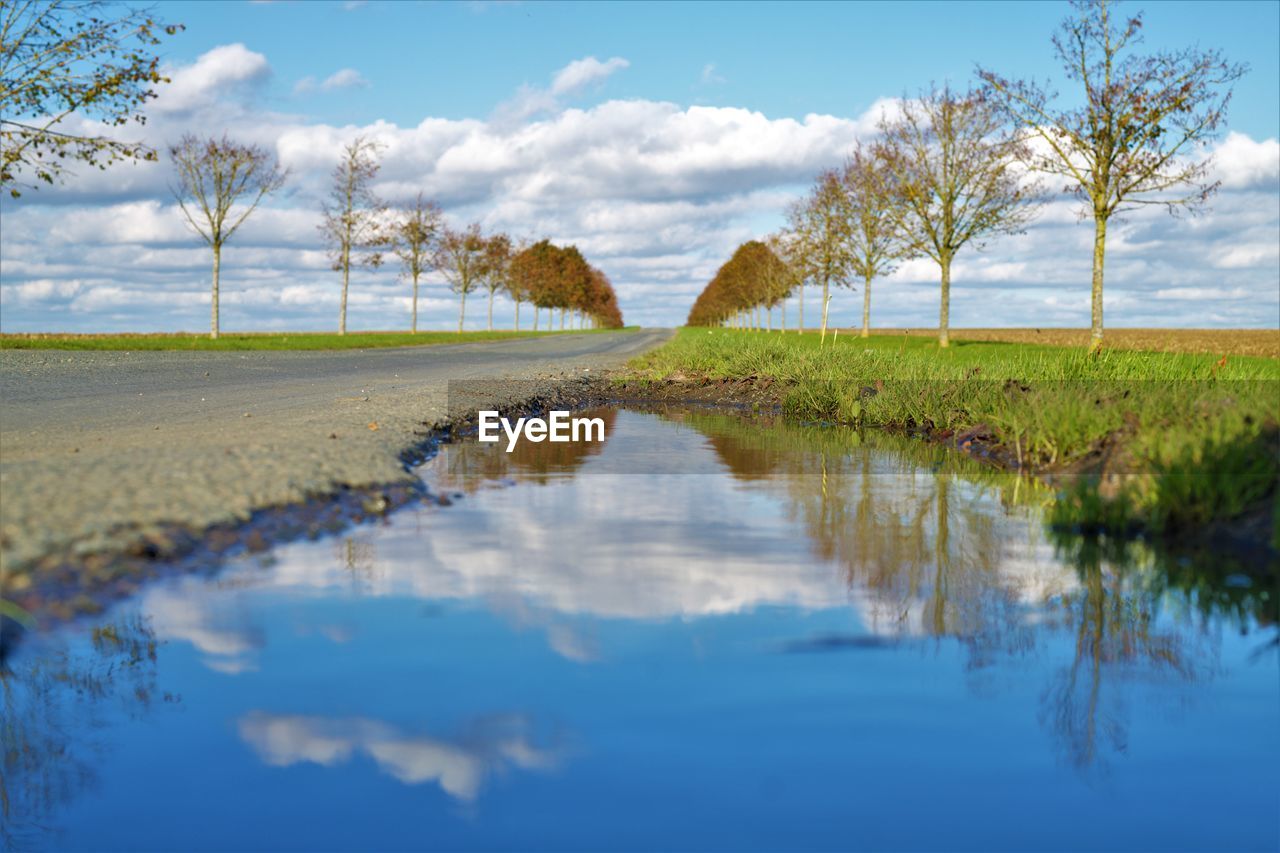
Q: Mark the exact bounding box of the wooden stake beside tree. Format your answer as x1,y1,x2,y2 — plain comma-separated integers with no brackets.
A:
384,192,442,334
320,136,384,335
878,84,1042,348
169,135,287,339
979,0,1246,351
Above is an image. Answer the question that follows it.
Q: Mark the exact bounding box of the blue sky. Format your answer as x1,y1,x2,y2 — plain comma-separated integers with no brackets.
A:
2,0,1277,332
169,0,1280,134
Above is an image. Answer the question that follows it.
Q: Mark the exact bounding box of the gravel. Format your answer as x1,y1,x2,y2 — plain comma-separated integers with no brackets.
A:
0,330,672,574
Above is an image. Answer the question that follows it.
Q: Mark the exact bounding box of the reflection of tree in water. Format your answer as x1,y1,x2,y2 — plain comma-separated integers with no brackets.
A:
1,614,174,849
435,408,617,493
688,411,1046,655
1043,534,1275,771
671,409,1271,771
335,535,378,590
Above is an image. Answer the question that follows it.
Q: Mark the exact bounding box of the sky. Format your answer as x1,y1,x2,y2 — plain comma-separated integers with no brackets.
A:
2,0,1278,332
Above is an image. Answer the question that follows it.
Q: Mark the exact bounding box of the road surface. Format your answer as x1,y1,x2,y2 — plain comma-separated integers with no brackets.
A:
0,329,672,573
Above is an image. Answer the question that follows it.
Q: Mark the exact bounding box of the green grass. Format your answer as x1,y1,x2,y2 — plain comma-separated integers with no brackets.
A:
0,328,633,351
631,329,1280,544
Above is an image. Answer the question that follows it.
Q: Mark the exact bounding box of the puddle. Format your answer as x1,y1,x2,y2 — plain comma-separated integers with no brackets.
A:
3,406,1277,851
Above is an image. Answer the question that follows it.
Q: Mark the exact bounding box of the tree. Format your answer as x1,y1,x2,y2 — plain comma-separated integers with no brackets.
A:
481,232,511,332
320,136,383,335
169,134,286,339
878,85,1042,347
843,142,910,338
762,232,799,332
1,0,182,196
434,222,489,333
978,0,1247,351
504,238,538,330
788,170,856,341
385,192,442,333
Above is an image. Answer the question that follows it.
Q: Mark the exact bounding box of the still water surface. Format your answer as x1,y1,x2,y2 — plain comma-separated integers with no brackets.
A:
4,407,1278,851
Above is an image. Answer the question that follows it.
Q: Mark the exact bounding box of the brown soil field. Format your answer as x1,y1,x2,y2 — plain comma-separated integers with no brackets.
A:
851,328,1280,358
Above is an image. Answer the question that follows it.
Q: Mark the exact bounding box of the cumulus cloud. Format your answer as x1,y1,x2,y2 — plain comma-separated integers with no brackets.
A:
153,43,271,114
1,41,1276,332
1213,132,1280,189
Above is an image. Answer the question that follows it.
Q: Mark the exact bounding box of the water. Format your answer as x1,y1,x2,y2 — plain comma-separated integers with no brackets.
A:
4,407,1277,851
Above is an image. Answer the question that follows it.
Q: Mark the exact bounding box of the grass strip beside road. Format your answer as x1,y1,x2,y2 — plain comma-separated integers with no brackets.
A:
630,328,1280,546
0,328,634,351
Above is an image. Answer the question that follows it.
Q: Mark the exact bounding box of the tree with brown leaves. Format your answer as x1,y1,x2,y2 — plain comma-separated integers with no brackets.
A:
169,134,287,339
979,0,1247,350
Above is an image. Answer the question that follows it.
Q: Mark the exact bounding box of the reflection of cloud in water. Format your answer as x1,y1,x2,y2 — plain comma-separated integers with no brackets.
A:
143,580,265,674
147,411,1082,666
238,712,560,802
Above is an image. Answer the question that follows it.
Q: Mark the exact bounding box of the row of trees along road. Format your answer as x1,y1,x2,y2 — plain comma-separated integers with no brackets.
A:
172,134,624,339
0,2,622,339
687,0,1245,351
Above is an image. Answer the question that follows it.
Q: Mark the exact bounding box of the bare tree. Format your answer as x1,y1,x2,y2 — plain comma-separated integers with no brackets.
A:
385,192,442,333
1,0,182,196
787,169,856,341
843,141,911,338
878,85,1042,347
434,222,490,333
169,135,286,339
979,0,1247,350
767,230,805,333
481,232,511,332
320,136,383,335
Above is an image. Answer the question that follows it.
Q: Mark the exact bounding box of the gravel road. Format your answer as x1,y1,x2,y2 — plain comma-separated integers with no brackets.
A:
0,329,672,574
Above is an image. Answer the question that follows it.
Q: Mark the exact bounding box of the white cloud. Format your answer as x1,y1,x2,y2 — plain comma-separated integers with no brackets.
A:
700,63,726,85
294,67,371,95
550,56,629,96
1213,132,1280,189
153,44,271,114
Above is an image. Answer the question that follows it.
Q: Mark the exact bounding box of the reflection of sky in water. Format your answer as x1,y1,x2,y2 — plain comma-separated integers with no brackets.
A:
4,409,1277,851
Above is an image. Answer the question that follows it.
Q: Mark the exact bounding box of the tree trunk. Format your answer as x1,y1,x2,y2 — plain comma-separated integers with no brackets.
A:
861,272,872,338
487,288,494,331
339,247,350,336
411,273,419,334
458,289,467,333
938,254,951,348
560,308,565,330
210,243,221,340
1090,214,1107,352
767,306,772,332
797,283,804,334
534,306,539,331
781,297,787,332
514,300,520,331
